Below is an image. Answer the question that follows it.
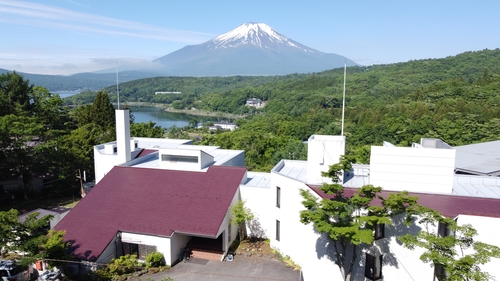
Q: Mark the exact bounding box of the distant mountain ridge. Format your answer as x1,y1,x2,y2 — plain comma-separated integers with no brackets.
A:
153,22,358,76
0,68,159,91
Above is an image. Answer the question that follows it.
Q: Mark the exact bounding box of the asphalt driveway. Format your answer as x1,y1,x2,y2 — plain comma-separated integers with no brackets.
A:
129,256,302,281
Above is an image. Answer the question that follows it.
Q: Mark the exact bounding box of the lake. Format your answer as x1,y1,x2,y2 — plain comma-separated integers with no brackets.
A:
130,106,201,129
52,90,82,99
55,91,214,129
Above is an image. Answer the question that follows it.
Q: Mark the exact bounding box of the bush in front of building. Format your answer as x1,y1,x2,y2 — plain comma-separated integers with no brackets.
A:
145,252,165,268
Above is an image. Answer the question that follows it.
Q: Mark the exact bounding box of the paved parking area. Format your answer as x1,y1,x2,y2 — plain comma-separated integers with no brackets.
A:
130,256,302,281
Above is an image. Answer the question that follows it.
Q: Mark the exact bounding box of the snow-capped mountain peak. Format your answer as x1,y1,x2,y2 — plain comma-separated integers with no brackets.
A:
208,22,315,52
153,22,358,76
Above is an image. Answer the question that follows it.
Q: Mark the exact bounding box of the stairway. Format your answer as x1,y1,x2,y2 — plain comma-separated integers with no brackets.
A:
190,249,224,261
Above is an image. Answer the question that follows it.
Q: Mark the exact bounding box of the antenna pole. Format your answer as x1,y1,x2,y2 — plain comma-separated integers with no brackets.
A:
116,62,120,110
341,61,346,136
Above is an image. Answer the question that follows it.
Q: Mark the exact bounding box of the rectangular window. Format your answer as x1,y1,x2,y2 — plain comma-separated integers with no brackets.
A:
276,220,280,241
374,223,385,240
438,222,449,237
122,243,157,260
276,186,281,208
138,244,157,260
161,154,198,163
228,224,232,243
365,253,383,280
434,264,446,281
122,242,138,256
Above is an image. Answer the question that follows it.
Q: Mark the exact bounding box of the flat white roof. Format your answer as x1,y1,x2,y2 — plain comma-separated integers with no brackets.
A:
454,140,500,176
272,160,308,183
243,172,272,188
126,146,243,171
452,175,500,198
95,137,192,155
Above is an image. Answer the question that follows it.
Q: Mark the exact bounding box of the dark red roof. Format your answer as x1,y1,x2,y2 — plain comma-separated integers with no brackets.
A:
55,165,246,261
308,185,500,218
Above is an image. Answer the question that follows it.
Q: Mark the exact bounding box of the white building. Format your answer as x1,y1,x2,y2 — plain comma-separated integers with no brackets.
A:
56,110,246,268
56,110,500,280
241,136,500,281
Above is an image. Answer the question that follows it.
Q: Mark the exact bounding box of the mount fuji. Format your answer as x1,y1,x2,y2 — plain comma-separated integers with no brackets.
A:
153,22,358,76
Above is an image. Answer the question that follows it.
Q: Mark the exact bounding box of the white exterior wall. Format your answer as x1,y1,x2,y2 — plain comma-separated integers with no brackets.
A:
306,135,346,184
456,215,500,280
121,232,171,263
158,148,213,171
250,170,443,281
94,149,123,184
116,110,131,164
370,145,456,193
169,233,191,265
240,184,273,238
270,172,344,281
363,214,436,281
217,188,241,256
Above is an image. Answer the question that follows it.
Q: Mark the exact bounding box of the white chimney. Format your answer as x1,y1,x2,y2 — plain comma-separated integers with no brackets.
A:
306,135,346,184
116,109,131,163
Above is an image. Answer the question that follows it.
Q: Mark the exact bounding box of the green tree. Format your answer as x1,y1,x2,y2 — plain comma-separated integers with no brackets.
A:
40,230,70,261
230,200,254,240
91,91,115,130
300,156,419,281
0,71,33,116
0,209,53,255
0,73,72,199
167,125,189,139
399,209,500,281
130,121,165,138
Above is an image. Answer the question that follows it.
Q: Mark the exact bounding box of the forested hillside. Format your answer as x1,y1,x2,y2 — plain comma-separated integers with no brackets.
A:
0,68,160,91
65,49,500,169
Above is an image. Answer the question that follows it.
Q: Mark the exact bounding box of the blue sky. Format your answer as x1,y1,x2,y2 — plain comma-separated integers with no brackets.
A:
1,0,499,75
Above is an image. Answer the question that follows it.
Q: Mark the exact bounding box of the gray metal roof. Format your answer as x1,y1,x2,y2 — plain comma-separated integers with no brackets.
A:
454,140,500,176
19,207,71,222
452,175,500,198
272,160,308,183
243,172,272,188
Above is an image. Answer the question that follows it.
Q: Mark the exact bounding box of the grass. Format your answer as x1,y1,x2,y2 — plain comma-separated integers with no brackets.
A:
2,194,81,213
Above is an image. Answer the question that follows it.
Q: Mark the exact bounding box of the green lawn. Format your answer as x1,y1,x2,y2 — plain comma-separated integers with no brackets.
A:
2,195,81,214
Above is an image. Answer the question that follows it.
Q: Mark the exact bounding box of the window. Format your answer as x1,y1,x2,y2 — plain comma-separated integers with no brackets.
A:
228,224,232,243
434,264,446,281
365,253,383,280
374,223,385,240
161,154,198,163
438,222,449,237
113,146,117,153
122,242,138,256
276,220,281,241
276,186,281,208
122,243,157,260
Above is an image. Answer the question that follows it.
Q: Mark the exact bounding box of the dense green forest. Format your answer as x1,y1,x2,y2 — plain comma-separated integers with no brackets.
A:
65,49,500,169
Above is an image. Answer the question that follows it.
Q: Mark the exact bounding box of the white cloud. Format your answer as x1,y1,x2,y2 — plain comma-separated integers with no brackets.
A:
0,0,215,43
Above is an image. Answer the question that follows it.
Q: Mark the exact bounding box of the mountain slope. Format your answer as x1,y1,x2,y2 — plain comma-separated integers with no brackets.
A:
154,22,357,76
0,69,159,91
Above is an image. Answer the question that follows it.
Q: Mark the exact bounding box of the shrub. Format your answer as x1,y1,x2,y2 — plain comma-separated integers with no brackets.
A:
145,252,165,268
109,255,142,275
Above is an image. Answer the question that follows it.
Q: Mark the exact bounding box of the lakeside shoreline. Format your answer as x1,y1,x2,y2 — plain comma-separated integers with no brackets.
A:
123,102,245,119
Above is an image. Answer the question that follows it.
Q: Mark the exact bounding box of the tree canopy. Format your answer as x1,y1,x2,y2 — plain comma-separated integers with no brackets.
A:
399,209,500,281
300,157,420,281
